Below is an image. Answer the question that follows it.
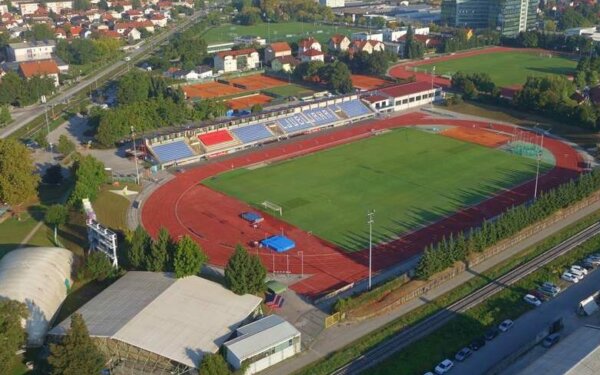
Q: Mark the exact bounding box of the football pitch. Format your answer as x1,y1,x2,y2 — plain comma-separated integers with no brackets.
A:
418,51,577,87
204,129,546,252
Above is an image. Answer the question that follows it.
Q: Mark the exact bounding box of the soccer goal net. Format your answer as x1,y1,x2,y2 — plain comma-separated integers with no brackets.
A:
262,201,283,216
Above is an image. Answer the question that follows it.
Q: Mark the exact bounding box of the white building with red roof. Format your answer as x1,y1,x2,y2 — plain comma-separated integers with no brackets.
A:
349,40,385,54
300,48,324,62
19,59,60,86
214,48,260,73
329,34,350,52
264,42,291,63
297,37,321,58
363,81,442,113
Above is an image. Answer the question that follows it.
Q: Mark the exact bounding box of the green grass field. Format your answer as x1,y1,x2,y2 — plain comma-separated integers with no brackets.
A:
203,22,360,45
419,51,577,87
204,129,546,252
263,83,316,98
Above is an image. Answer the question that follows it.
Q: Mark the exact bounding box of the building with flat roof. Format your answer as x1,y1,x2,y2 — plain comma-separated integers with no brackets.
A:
49,272,262,375
224,315,301,374
364,81,442,113
7,40,56,62
0,247,73,347
518,325,600,375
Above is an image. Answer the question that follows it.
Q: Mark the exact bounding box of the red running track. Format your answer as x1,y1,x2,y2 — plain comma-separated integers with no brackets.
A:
142,112,581,298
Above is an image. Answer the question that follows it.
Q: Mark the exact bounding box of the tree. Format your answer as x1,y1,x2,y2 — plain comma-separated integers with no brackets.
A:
49,313,106,375
117,71,151,105
126,225,151,270
174,235,208,278
250,103,263,113
30,23,54,41
146,227,172,272
0,105,11,126
68,155,106,206
199,353,231,375
224,245,266,295
79,252,114,281
0,300,28,375
45,204,68,243
0,139,40,217
319,61,353,94
57,135,76,156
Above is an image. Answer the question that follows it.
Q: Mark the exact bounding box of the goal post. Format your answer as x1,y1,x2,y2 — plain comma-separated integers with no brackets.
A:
262,201,283,216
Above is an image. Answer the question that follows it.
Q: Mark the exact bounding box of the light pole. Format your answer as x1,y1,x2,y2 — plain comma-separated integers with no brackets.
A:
298,251,304,278
534,133,544,200
367,210,375,290
430,66,436,108
130,126,140,185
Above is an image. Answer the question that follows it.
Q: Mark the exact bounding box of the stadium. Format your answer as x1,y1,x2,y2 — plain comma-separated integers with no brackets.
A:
141,81,583,298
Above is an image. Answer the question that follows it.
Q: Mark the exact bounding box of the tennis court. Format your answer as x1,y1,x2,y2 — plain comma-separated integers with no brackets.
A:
228,75,288,91
227,94,273,110
442,126,511,148
182,82,243,99
351,75,391,91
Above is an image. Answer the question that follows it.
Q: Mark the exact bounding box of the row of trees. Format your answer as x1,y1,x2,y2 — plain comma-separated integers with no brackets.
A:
339,51,396,76
451,71,498,99
416,169,600,278
293,61,353,94
56,38,122,66
503,30,594,55
232,0,334,24
0,72,56,107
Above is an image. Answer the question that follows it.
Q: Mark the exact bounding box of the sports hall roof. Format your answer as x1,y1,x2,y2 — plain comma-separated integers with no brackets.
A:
379,81,435,98
49,272,262,368
0,247,73,347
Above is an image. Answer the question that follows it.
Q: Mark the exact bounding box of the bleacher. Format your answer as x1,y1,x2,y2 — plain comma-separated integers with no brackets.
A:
277,113,315,133
231,124,274,144
198,129,240,151
303,108,339,126
335,100,372,118
151,140,195,163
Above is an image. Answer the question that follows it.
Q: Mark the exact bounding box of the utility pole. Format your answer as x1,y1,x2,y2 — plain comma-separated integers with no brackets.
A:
430,66,436,108
534,133,544,200
131,126,140,185
367,210,375,290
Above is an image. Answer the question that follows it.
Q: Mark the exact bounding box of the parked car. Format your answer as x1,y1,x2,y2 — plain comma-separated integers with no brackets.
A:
484,327,500,340
424,372,435,375
568,268,585,280
561,272,579,283
581,260,596,270
469,337,486,351
524,294,542,307
584,256,600,266
570,265,588,275
434,359,454,374
529,289,548,301
539,282,561,297
542,333,560,348
498,319,514,332
454,347,472,362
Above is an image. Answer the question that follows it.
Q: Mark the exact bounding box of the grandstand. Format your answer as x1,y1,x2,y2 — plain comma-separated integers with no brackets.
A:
145,82,442,168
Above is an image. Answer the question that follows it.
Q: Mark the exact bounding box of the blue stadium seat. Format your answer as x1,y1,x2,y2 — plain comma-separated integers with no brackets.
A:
231,124,274,144
336,100,372,118
277,113,315,133
151,140,194,163
303,108,339,125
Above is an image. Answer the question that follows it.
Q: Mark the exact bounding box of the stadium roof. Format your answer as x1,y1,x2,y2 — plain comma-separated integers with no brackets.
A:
379,81,435,98
0,247,73,347
224,315,300,360
49,272,262,368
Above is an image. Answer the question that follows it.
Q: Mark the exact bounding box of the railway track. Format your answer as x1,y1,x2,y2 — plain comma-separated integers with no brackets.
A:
331,221,600,375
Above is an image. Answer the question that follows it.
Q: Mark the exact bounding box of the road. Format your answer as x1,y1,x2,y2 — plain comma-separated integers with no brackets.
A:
0,11,205,139
331,221,600,375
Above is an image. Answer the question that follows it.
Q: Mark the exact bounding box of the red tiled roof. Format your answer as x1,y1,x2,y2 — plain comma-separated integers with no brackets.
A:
303,48,323,57
330,34,347,44
269,42,291,53
98,29,121,38
379,81,434,98
215,48,257,58
298,37,318,48
363,94,388,103
19,60,59,78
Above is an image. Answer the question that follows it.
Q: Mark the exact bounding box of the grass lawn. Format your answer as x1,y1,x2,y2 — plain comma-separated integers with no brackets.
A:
204,128,545,252
418,52,577,87
263,83,317,98
203,22,360,44
92,184,139,233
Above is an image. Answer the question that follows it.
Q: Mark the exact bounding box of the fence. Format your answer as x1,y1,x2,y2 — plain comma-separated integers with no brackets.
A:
325,312,342,329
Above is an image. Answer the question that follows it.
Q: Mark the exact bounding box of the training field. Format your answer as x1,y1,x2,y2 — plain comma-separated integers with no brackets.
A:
203,22,360,44
418,51,577,87
204,128,544,252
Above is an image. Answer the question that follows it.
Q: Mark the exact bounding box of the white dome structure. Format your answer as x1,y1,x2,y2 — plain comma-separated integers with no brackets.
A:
0,247,73,346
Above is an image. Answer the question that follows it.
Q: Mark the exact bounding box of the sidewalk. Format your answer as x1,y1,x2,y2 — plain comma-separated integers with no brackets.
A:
260,200,600,375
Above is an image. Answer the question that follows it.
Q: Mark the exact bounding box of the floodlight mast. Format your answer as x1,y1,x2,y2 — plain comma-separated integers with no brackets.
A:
368,210,375,290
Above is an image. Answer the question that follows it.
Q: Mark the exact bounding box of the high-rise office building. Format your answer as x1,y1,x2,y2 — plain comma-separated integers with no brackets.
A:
441,0,538,36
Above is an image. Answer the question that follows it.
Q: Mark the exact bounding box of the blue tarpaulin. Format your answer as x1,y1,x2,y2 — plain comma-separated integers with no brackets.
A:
261,235,295,253
241,212,264,223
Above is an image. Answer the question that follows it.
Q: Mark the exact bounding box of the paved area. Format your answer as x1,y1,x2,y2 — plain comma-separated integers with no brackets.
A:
455,266,600,375
260,200,600,375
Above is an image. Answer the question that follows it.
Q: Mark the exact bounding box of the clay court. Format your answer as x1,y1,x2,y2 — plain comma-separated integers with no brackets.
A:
182,82,243,99
351,74,391,91
228,75,288,91
441,126,512,148
227,94,273,110
142,112,582,298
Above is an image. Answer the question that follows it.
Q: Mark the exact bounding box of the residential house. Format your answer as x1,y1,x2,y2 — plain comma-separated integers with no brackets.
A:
351,32,384,42
19,1,73,16
297,37,321,58
214,48,260,73
349,40,385,55
264,42,291,63
54,27,67,39
7,40,56,62
150,14,167,27
19,59,60,87
329,34,350,52
195,65,213,79
124,9,144,21
396,34,439,57
124,27,141,42
300,48,324,63
271,55,300,73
